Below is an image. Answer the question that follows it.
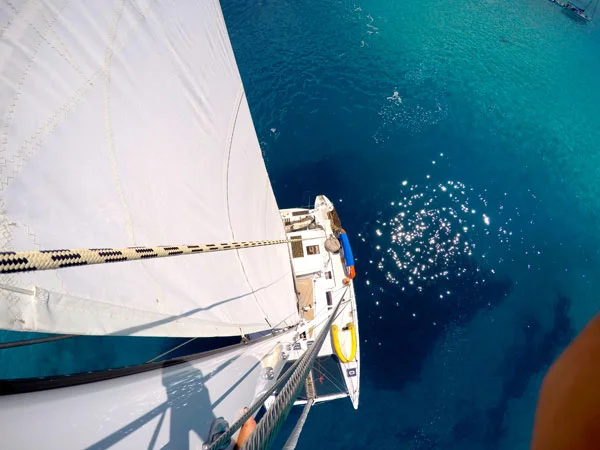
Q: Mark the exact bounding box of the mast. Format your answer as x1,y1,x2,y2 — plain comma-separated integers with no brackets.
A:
281,372,316,450
281,399,314,450
205,294,347,450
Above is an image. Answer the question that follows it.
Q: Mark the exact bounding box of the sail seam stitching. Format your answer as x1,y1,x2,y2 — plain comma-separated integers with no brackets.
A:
0,0,70,190
224,88,273,329
0,0,160,193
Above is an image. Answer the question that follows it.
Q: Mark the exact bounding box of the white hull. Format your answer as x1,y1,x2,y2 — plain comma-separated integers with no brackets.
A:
279,195,361,409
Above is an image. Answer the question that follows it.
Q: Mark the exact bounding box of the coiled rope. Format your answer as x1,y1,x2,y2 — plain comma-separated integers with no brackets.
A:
0,240,289,274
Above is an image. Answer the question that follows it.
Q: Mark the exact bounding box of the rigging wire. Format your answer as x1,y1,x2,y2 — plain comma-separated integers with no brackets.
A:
0,234,344,357
143,308,304,365
206,296,346,450
0,334,77,350
313,357,348,394
144,337,198,363
304,287,356,395
241,298,347,450
270,309,304,332
295,295,351,339
1,230,356,446
205,352,304,450
281,399,313,450
0,310,300,353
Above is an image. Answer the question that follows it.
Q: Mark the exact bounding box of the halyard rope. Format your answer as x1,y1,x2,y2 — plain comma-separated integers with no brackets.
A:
0,240,290,274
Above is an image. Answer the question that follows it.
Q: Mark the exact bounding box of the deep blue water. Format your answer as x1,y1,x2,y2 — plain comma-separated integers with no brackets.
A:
220,0,600,448
1,1,599,449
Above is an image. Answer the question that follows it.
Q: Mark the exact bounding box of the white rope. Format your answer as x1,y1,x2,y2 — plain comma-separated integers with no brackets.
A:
0,234,337,274
0,240,289,273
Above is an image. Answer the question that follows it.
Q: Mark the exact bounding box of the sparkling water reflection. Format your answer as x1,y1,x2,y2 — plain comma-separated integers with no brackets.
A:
365,176,525,297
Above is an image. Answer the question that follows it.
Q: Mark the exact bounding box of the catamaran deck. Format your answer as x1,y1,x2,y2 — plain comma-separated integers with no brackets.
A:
278,195,360,409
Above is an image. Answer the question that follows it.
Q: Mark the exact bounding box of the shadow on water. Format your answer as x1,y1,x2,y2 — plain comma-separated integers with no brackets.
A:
360,253,513,392
483,293,574,445
447,293,574,448
271,155,345,209
396,427,441,450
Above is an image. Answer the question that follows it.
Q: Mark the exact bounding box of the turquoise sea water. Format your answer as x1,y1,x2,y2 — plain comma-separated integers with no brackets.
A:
221,0,600,448
1,1,599,449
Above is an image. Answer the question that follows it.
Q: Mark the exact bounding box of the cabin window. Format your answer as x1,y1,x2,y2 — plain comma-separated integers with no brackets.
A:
284,218,291,225
325,271,333,279
292,210,310,216
291,236,304,258
326,291,333,306
306,245,320,255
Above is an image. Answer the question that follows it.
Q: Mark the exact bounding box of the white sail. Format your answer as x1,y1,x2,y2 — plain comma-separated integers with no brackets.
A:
0,330,295,449
0,0,299,336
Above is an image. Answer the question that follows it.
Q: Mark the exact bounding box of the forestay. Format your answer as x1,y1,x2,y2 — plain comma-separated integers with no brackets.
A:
0,0,298,337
